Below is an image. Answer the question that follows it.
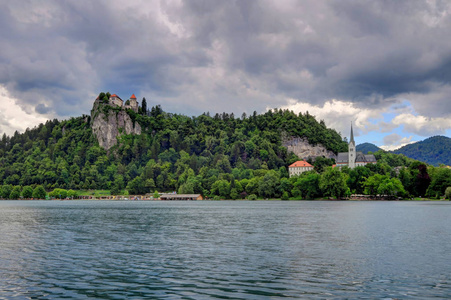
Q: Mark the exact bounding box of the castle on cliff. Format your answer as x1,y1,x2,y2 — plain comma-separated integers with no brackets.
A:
96,93,139,113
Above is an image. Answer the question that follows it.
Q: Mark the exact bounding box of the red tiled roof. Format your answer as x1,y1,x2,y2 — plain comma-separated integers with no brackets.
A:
289,160,313,168
111,94,118,97
130,94,137,99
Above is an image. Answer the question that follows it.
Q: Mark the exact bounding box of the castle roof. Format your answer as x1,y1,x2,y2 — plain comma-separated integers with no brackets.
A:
130,94,137,99
289,160,313,168
110,94,123,100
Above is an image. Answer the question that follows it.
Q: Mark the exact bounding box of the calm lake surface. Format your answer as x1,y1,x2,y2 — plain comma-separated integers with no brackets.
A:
1,200,451,299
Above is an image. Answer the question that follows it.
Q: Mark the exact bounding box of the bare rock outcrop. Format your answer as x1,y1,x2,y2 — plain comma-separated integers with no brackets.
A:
282,136,337,160
91,100,141,150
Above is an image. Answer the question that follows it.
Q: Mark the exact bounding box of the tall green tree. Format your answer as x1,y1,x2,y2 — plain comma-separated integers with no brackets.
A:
258,170,279,198
364,174,386,197
320,167,350,199
294,172,321,199
142,97,147,115
377,178,406,198
426,168,451,197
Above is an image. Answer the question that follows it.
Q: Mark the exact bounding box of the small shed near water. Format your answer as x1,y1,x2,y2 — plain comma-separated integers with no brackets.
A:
160,194,203,200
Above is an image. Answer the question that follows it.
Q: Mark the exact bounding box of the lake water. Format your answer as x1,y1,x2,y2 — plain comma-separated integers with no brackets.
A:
1,200,451,299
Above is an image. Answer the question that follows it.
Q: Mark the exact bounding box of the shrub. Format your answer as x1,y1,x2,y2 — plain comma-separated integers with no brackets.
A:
281,191,290,200
445,187,451,200
22,186,33,198
1,185,12,199
49,188,68,199
10,186,22,199
67,189,78,198
32,185,47,199
247,194,257,200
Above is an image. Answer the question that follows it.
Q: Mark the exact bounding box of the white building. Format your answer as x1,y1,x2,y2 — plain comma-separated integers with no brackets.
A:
109,94,123,107
289,160,314,177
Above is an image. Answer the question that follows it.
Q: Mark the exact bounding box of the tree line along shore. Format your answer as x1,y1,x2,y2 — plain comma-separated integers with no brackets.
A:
0,94,450,201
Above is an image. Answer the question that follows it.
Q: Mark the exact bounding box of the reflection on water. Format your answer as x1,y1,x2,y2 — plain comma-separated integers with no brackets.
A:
0,200,451,299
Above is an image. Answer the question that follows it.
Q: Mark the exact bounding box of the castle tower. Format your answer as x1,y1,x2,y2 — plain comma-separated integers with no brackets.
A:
348,123,356,169
129,94,138,112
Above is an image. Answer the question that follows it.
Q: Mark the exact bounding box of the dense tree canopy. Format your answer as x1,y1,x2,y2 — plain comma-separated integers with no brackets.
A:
0,98,449,200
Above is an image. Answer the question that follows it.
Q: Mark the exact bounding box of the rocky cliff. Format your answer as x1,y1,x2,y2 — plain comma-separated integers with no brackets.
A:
91,100,142,150
282,136,337,160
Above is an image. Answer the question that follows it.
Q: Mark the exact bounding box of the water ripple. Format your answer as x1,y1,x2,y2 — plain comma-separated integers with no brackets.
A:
1,200,451,299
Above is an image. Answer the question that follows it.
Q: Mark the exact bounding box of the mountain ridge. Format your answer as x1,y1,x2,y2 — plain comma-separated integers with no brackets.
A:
392,136,451,166
356,142,381,154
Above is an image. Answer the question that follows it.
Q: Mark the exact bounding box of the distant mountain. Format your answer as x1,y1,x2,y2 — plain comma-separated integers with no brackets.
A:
393,136,451,166
356,143,381,154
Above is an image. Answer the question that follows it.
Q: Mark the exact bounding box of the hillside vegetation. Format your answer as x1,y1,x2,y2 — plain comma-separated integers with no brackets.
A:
0,104,345,196
0,98,449,200
357,143,381,154
393,136,451,166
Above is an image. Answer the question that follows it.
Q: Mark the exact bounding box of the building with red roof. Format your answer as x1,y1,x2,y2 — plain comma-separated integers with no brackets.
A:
288,160,314,177
125,94,139,112
109,94,123,107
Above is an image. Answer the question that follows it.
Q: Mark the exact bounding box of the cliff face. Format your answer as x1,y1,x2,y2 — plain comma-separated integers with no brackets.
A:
282,136,337,160
91,100,142,150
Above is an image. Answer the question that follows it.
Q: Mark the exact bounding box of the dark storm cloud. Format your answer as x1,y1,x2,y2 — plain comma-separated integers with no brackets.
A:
35,104,51,114
1,0,451,120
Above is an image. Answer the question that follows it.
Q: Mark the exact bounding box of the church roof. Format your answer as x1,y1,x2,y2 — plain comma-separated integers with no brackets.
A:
350,122,355,144
355,152,366,162
130,94,137,99
289,160,313,168
337,152,349,163
364,154,377,162
339,152,377,164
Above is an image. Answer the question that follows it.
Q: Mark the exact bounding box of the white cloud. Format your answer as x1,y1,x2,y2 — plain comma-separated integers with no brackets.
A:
1,0,451,141
277,98,385,138
0,85,50,136
392,113,451,136
380,134,414,151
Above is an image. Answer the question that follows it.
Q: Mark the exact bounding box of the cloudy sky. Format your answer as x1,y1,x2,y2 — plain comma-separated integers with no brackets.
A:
1,0,451,150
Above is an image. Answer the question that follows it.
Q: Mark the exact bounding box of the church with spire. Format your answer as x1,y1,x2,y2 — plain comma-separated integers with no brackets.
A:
335,124,377,169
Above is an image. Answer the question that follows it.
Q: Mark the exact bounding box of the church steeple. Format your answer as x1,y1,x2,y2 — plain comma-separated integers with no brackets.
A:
348,122,356,169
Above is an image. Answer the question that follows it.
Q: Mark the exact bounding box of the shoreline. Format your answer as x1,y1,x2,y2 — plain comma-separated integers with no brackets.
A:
1,198,448,202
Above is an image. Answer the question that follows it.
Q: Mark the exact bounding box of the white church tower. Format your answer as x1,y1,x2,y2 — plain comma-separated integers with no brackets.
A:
348,123,356,169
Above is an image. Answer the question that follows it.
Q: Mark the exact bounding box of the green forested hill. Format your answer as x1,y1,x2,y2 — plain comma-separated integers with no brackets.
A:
1,99,449,200
356,143,381,154
393,136,451,166
0,104,347,196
